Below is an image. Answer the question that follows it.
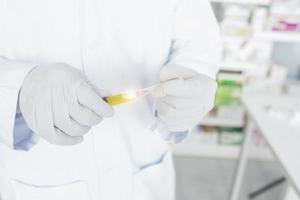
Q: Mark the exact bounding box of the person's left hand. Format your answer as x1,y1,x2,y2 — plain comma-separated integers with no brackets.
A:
154,65,217,132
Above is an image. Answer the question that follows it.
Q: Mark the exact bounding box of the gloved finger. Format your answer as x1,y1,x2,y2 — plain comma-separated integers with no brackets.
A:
77,81,114,117
55,117,91,137
68,88,104,126
52,128,83,146
52,96,91,136
69,103,104,126
157,107,201,132
159,96,200,109
34,94,83,145
159,96,214,118
162,79,203,98
156,103,202,131
161,73,217,98
160,65,198,81
91,84,112,97
156,100,206,120
159,116,200,132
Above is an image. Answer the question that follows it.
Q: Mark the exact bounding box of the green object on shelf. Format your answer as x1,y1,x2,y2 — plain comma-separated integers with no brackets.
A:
215,79,242,107
219,128,244,145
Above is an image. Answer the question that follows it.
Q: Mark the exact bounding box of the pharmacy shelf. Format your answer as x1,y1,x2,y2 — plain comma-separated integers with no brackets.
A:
222,32,300,43
219,61,270,78
220,63,247,72
200,117,245,128
218,73,246,83
222,35,250,45
171,143,273,160
210,0,271,6
254,32,300,43
270,9,300,17
219,61,258,72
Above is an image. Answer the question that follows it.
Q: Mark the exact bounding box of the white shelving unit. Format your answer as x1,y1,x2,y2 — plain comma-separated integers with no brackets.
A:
171,141,273,160
180,0,300,160
270,9,300,17
254,31,300,43
172,144,240,159
200,116,245,128
219,61,254,72
210,0,271,6
218,72,246,83
222,32,300,44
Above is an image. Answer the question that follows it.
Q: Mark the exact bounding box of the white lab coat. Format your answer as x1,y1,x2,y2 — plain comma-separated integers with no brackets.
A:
0,0,220,199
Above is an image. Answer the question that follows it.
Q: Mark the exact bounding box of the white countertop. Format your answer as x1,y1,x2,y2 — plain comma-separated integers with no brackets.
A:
242,94,300,194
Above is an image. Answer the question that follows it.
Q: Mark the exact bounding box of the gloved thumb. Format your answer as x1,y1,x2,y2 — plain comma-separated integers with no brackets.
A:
83,78,112,97
77,81,114,117
160,65,199,82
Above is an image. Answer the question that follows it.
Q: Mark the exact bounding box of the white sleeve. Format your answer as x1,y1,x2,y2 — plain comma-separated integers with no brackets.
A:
0,57,37,148
166,0,222,79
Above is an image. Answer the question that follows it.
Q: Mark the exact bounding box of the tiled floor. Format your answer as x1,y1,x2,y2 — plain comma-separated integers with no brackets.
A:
174,156,287,200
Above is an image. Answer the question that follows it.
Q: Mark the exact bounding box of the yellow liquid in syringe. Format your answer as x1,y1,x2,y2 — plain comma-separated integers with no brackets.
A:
103,84,160,106
104,91,138,106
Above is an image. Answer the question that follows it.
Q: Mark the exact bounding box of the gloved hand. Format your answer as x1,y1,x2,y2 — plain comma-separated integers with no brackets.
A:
19,63,114,145
155,65,217,132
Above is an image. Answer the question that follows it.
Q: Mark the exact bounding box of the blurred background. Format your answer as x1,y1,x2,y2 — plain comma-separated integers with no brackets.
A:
172,0,300,199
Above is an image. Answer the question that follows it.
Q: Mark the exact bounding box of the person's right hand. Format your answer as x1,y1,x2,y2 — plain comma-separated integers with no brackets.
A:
19,63,114,145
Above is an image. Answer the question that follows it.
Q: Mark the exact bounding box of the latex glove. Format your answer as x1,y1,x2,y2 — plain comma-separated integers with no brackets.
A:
155,65,217,132
19,63,114,145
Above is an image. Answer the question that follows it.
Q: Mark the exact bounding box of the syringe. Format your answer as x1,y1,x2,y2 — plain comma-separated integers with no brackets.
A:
103,84,189,143
103,85,160,106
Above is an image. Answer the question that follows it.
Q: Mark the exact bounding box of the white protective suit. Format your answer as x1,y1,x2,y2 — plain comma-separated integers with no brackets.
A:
0,0,221,199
